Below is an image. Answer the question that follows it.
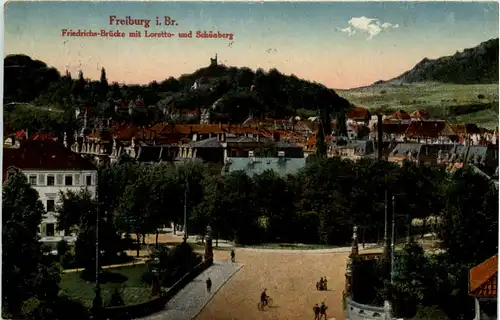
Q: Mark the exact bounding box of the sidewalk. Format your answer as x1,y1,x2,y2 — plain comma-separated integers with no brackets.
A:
140,261,243,320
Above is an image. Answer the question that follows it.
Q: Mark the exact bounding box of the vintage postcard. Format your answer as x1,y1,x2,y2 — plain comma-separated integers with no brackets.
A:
3,1,499,320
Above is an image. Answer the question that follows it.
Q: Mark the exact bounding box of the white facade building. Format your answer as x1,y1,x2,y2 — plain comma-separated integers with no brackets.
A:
24,169,97,245
4,140,97,247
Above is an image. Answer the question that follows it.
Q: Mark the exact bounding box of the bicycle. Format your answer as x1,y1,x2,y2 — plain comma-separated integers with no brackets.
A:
257,297,273,310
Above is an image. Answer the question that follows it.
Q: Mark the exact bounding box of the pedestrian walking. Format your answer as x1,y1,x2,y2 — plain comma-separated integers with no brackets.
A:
313,303,320,320
319,302,328,320
206,277,212,293
230,249,235,262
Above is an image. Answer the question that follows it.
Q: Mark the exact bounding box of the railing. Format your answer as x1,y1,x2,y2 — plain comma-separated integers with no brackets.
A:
100,258,213,319
162,258,213,301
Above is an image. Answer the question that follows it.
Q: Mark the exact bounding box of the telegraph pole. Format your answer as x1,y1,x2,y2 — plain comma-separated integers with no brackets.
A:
92,173,102,319
390,195,396,285
183,177,188,243
383,189,389,254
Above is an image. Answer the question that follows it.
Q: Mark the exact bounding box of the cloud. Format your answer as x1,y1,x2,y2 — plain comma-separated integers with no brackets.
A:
447,12,455,24
338,16,399,40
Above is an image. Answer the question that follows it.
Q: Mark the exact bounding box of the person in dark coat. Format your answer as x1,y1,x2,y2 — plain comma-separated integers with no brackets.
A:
206,277,212,293
319,302,328,319
313,303,320,320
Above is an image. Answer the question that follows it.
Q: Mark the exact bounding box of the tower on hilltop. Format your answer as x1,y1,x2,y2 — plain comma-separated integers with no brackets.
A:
210,54,218,67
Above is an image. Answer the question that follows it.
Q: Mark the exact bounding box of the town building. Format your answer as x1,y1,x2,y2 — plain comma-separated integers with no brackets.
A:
3,140,97,247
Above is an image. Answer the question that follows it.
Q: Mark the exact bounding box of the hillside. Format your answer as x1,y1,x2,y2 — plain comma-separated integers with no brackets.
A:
337,82,499,129
4,54,351,125
375,38,499,85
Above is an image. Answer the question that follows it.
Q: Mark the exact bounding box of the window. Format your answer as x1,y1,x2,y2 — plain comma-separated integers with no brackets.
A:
46,200,55,212
47,175,55,186
38,174,45,185
46,223,55,237
64,175,73,186
29,175,37,185
75,174,81,185
56,174,63,185
86,175,92,186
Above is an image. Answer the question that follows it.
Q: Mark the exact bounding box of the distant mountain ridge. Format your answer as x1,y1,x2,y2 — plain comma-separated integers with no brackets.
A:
374,38,499,85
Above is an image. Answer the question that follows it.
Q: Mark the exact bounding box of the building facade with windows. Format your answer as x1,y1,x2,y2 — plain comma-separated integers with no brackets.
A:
3,140,97,246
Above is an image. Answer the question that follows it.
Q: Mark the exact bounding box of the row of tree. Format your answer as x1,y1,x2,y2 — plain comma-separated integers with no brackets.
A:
3,155,497,318
54,157,497,270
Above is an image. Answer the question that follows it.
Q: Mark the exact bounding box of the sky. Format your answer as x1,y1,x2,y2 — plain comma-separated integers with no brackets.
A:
4,1,499,89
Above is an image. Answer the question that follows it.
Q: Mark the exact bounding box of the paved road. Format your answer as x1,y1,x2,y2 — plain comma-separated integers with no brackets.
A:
139,261,243,320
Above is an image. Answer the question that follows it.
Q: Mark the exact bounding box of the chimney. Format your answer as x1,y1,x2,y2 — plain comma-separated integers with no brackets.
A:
219,122,222,129
377,114,383,160
221,133,226,142
273,132,280,142
25,129,28,140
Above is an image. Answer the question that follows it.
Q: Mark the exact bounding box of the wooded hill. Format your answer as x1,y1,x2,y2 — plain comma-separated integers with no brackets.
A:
374,38,499,85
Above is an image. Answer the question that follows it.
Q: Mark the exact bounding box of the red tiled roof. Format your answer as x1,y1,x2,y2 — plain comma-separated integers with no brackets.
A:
391,110,411,120
32,133,57,141
348,106,371,121
469,255,498,297
15,130,26,140
3,140,96,178
405,120,451,137
374,121,410,134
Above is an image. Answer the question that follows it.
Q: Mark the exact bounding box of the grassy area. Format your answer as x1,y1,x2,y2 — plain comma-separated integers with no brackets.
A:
336,82,499,129
59,264,151,309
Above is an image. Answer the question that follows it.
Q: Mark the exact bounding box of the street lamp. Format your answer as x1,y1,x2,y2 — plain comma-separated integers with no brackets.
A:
183,177,188,243
92,172,102,319
390,196,395,286
151,257,160,296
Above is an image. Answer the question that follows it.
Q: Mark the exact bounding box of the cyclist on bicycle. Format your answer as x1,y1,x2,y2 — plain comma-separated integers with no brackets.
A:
260,288,268,305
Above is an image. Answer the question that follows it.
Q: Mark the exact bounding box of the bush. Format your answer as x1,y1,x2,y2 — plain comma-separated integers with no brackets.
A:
60,251,74,268
57,239,69,256
409,305,449,320
141,270,154,286
108,287,125,307
122,234,135,250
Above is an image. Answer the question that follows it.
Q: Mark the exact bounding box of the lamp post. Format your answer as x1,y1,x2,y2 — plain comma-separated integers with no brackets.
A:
390,195,396,286
151,257,160,296
383,188,389,256
92,173,102,319
183,177,188,243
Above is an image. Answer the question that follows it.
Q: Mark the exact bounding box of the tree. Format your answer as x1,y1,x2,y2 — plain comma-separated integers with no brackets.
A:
116,167,159,256
147,243,202,287
2,173,61,318
56,189,121,277
441,166,498,267
391,240,434,318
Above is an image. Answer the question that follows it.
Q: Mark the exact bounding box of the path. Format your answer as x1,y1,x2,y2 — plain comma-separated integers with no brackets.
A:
63,258,147,273
140,261,243,320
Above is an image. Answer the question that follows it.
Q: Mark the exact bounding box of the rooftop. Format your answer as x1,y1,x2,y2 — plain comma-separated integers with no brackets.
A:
469,254,498,298
3,140,96,176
